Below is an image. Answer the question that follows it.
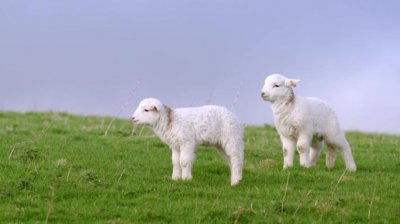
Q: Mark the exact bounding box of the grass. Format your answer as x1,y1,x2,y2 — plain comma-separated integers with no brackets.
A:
0,111,399,223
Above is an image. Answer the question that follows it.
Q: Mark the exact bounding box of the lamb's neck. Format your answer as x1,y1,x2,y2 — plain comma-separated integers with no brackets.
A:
271,94,296,120
152,107,175,144
153,116,172,138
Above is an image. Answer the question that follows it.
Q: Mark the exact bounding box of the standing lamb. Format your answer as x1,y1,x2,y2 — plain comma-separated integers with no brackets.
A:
261,74,356,171
131,98,244,185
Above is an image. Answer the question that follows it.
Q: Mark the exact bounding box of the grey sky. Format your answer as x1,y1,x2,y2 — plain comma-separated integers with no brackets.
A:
1,0,400,134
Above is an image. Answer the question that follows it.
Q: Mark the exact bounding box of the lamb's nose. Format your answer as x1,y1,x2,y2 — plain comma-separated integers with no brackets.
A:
261,92,266,97
131,116,135,120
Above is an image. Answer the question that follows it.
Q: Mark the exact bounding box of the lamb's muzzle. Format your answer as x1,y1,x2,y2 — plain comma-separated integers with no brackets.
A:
261,92,269,101
131,116,138,123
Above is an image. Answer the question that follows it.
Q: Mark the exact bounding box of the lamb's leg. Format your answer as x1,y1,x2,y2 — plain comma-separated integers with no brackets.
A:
297,134,311,168
171,147,181,180
216,146,230,166
280,135,296,169
180,143,196,180
340,142,357,172
223,141,243,186
327,133,356,171
325,145,336,169
327,132,357,171
309,139,323,167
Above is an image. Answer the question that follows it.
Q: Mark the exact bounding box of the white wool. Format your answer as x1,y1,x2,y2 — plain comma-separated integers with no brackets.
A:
132,98,244,185
261,74,356,171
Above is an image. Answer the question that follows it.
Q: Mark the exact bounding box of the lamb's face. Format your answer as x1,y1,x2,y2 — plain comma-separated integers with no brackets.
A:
261,74,300,102
131,98,163,125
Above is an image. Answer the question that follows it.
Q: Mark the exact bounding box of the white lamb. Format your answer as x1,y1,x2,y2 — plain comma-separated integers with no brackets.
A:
131,98,244,185
261,74,356,171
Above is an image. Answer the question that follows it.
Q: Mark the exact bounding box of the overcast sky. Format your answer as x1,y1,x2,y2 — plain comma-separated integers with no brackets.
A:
1,0,400,134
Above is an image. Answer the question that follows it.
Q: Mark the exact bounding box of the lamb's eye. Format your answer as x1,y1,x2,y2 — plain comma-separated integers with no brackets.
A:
144,109,149,112
273,84,280,88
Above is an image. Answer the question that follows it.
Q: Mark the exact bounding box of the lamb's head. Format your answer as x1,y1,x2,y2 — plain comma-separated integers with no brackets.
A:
261,74,300,102
131,98,166,125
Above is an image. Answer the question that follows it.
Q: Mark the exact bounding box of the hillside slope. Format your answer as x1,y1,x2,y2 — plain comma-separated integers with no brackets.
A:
1,112,399,223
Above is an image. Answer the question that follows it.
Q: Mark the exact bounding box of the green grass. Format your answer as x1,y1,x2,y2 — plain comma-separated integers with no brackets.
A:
0,111,399,223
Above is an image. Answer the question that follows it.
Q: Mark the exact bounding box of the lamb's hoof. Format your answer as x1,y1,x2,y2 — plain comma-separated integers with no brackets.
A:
230,178,242,186
171,175,181,181
346,165,357,172
301,165,311,169
309,162,317,167
181,175,192,181
283,164,292,170
300,163,311,168
326,166,334,170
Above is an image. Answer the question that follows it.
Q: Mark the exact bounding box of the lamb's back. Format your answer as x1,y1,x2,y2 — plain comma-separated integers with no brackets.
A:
174,105,242,144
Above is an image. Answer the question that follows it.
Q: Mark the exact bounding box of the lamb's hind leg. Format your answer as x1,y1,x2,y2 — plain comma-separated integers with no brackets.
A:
309,139,323,167
223,141,244,186
326,133,356,171
337,135,356,171
325,144,336,169
216,146,230,166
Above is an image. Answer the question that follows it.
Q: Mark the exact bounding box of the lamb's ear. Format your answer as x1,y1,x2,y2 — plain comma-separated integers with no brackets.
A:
149,105,158,112
286,79,300,87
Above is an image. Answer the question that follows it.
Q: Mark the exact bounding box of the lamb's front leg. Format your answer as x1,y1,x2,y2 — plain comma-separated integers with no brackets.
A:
180,143,195,180
171,147,181,180
297,134,311,168
280,135,296,170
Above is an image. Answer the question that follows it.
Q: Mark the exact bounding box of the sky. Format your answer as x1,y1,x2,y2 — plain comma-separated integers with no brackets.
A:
1,0,400,134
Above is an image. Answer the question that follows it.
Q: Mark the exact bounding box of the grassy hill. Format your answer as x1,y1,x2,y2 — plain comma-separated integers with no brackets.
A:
0,112,399,223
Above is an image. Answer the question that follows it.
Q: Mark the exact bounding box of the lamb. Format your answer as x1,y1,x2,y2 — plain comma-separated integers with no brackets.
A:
261,74,356,171
131,98,244,185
